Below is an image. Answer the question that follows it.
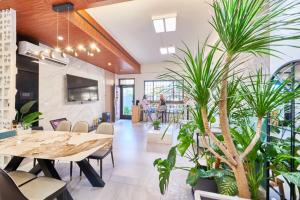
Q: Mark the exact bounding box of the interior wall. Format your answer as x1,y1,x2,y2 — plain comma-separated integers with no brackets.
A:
104,70,115,121
38,44,106,130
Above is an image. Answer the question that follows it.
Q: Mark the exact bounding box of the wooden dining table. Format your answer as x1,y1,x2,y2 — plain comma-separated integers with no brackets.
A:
0,131,113,200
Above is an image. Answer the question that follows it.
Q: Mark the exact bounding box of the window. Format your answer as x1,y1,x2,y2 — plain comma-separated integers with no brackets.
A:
119,79,135,85
144,80,183,103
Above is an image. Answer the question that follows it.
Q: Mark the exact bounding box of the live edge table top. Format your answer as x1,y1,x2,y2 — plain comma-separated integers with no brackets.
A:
0,131,113,162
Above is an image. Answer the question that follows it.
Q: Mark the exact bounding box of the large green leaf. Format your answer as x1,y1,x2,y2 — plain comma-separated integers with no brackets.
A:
215,175,238,196
22,112,42,124
177,123,196,156
186,168,234,187
186,167,200,186
167,146,177,168
20,100,37,115
281,172,300,187
153,158,172,194
153,146,177,194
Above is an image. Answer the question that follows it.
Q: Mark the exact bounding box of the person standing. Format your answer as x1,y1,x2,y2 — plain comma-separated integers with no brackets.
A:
157,94,167,122
141,95,152,121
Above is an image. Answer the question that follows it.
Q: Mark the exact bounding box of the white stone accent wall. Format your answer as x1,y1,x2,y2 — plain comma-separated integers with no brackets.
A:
39,44,106,130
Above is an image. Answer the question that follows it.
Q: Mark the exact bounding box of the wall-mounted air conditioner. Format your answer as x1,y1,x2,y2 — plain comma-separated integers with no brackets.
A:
18,41,69,66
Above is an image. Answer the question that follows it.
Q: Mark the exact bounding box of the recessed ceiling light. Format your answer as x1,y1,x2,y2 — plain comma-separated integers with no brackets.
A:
160,46,176,55
160,47,168,55
153,19,165,33
165,17,176,32
152,14,177,33
168,46,176,54
108,62,112,66
57,36,64,41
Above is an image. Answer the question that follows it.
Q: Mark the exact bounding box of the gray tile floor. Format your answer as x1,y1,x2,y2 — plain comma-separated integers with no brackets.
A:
20,120,193,200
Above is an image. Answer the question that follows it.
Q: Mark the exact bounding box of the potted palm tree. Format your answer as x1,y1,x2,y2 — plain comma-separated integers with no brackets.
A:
154,0,300,198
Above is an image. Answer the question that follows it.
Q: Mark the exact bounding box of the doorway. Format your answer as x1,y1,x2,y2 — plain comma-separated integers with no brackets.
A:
119,79,135,119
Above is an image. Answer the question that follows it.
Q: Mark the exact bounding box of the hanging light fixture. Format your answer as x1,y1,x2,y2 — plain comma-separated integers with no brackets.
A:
52,2,101,58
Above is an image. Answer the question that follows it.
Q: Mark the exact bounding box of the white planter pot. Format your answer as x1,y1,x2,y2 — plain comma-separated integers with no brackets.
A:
17,128,32,135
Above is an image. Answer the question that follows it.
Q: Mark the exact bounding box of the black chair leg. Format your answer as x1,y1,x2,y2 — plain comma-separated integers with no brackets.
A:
111,151,115,167
70,161,73,179
33,158,36,167
100,159,102,179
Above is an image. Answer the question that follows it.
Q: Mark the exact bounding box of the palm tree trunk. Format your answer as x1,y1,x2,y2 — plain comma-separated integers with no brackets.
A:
219,55,251,198
233,160,252,198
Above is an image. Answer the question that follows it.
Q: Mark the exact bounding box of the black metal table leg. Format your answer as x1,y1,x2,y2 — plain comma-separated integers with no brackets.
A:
4,156,24,172
76,159,105,187
29,163,42,175
37,159,73,200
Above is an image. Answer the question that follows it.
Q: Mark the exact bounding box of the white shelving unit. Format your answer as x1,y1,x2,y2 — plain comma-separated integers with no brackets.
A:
0,9,17,130
0,9,17,168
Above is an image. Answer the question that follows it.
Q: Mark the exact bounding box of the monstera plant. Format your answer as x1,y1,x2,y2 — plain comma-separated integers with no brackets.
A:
154,0,300,198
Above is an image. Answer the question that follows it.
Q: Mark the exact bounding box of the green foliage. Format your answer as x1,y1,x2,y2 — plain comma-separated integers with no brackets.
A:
177,122,196,156
211,0,300,57
215,175,238,196
153,146,177,194
152,120,161,127
160,42,225,108
281,172,300,187
20,100,36,115
22,112,42,129
240,69,300,118
16,101,42,129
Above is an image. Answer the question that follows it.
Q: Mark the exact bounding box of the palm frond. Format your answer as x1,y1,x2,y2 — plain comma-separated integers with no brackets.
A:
211,0,300,57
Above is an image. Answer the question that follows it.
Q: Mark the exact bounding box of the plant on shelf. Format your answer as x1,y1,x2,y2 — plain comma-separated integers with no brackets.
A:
153,119,161,130
153,0,300,198
15,100,42,130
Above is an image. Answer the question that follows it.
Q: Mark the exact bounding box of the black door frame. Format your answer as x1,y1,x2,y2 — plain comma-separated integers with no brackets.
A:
119,79,135,119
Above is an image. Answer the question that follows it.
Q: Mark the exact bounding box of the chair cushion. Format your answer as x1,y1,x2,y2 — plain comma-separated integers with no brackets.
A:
8,171,37,186
89,146,112,159
19,177,66,200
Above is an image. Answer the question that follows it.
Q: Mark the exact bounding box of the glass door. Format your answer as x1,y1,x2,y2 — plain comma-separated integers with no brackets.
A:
119,79,135,119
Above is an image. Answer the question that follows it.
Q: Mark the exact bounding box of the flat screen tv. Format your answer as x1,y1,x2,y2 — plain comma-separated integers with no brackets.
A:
66,74,99,102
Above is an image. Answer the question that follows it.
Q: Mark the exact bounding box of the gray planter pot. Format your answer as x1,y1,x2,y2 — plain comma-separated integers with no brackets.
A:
192,178,218,200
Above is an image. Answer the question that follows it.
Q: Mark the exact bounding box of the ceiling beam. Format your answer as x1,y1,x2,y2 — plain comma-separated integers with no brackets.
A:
68,10,140,73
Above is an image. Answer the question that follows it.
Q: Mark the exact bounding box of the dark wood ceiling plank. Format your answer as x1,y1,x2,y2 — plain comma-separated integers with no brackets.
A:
0,0,139,74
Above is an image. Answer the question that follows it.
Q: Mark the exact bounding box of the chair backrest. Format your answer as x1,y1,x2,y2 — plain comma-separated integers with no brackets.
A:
72,121,89,133
96,123,114,135
56,120,71,132
0,169,27,200
49,118,67,130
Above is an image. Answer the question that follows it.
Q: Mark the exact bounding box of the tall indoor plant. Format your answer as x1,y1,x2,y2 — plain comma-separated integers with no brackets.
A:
154,0,300,198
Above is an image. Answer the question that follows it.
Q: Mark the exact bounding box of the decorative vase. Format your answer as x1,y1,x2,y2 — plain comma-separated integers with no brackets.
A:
154,125,160,130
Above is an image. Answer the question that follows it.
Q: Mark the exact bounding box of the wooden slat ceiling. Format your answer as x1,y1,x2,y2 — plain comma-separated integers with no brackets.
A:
0,0,140,74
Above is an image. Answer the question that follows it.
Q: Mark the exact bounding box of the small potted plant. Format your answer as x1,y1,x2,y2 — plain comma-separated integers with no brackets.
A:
153,120,161,130
15,101,42,134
